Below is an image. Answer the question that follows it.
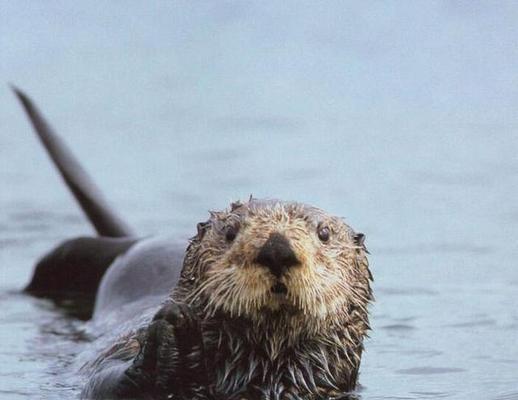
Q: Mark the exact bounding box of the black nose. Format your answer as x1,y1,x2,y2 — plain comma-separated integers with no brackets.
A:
255,233,299,278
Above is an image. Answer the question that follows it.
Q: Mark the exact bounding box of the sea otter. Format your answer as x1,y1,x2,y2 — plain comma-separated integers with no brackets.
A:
13,88,372,400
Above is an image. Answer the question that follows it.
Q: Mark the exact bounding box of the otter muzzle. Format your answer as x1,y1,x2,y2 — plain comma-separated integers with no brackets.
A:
255,232,299,278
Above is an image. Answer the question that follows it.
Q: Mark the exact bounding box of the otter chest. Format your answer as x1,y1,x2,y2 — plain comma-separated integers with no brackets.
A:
203,331,356,400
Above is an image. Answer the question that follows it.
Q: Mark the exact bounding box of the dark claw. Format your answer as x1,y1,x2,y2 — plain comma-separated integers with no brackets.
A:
153,303,198,332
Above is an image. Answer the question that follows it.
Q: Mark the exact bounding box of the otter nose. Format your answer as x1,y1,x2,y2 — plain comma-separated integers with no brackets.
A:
255,233,299,278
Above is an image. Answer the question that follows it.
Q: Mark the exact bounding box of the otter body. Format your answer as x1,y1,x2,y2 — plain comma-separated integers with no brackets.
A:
14,89,373,400
82,201,372,400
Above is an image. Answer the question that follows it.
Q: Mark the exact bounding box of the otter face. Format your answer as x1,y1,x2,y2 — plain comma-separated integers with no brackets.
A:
182,199,372,329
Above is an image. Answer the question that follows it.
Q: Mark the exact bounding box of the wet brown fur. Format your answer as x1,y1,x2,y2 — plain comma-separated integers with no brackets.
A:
87,199,372,399
172,199,373,399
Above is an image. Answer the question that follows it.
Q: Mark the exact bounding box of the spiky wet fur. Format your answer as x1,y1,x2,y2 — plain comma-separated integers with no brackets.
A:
173,199,373,399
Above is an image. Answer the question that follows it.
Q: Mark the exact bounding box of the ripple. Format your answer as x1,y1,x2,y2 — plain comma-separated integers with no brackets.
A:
377,243,493,256
377,287,438,296
494,391,518,400
8,210,79,224
210,115,302,133
492,359,518,365
445,318,497,328
381,324,416,332
396,367,466,375
0,389,32,398
400,349,443,358
410,392,452,398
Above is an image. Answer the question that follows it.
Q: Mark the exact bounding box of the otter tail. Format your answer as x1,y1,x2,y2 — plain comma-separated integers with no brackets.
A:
11,85,134,238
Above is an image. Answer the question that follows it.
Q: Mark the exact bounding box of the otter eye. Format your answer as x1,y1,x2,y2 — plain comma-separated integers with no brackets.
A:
225,225,239,242
317,225,330,242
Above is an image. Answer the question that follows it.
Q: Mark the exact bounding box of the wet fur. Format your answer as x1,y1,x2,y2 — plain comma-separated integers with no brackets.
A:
171,199,373,399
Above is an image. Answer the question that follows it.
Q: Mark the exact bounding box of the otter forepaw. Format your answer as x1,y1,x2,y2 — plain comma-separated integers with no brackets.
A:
153,302,209,399
121,302,210,399
152,302,199,334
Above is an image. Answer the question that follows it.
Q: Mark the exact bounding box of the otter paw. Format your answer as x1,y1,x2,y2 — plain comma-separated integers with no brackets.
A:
152,302,199,333
123,302,209,399
120,318,179,399
153,303,209,399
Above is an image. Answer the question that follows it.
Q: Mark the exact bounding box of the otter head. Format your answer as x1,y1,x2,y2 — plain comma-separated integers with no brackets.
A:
178,199,372,336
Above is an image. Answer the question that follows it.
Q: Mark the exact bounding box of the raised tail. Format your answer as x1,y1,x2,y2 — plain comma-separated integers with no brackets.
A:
11,85,135,237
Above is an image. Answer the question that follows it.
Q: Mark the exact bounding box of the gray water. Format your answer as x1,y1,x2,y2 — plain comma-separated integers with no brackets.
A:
1,2,518,399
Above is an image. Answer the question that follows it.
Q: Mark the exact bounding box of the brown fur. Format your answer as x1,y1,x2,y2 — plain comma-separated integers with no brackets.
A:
85,199,372,399
173,199,373,399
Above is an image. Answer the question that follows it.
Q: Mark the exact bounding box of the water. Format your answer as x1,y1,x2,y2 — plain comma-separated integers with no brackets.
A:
1,2,518,399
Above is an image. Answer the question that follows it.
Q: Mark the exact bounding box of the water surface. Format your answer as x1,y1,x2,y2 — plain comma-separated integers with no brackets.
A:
1,2,517,399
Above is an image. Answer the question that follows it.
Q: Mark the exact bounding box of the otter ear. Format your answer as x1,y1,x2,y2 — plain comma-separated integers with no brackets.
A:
354,232,370,254
196,221,210,240
230,201,243,212
354,233,365,246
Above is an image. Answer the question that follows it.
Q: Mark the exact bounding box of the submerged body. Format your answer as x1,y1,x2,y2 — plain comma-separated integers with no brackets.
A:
13,88,373,399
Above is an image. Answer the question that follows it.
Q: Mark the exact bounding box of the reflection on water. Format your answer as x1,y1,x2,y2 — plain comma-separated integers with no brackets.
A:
1,2,518,399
